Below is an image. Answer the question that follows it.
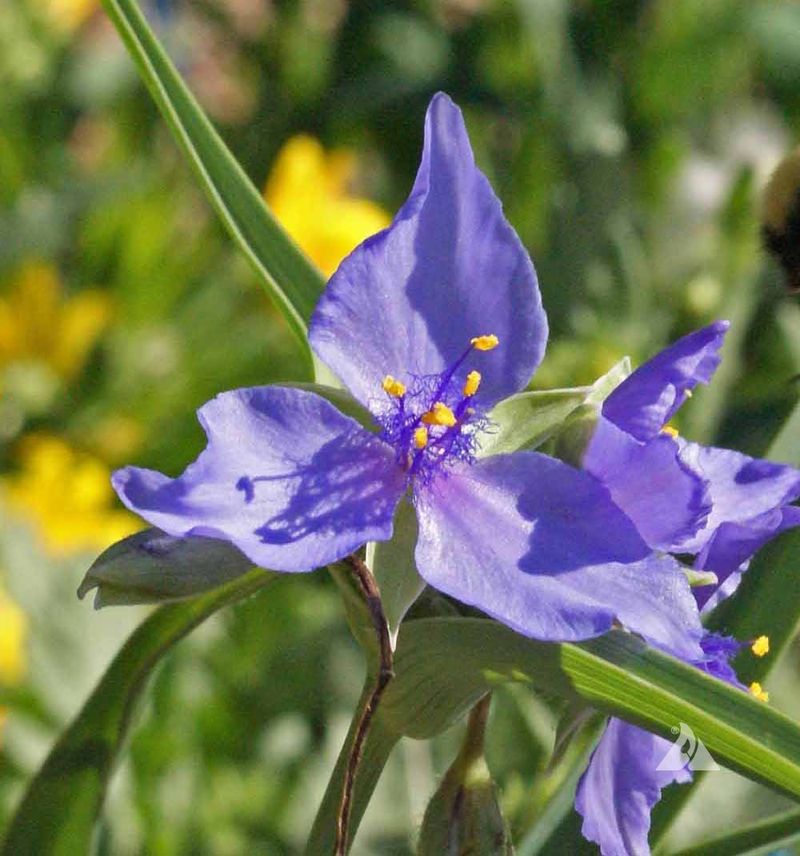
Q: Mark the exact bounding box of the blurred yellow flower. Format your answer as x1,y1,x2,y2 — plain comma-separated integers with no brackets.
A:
0,589,26,735
0,260,111,386
4,434,139,557
0,590,26,687
41,0,97,32
264,135,391,277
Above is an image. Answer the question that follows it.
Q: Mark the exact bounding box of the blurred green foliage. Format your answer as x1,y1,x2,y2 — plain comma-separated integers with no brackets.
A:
2,0,800,852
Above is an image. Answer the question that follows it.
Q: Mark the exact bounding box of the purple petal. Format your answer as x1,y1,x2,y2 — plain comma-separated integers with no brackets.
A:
113,387,406,572
309,93,547,411
699,569,743,614
413,453,703,659
576,718,692,856
694,504,800,608
583,416,710,552
696,633,747,689
603,322,729,441
679,442,800,554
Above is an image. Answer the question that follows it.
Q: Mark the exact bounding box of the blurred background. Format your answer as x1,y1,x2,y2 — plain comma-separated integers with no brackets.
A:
1,0,800,852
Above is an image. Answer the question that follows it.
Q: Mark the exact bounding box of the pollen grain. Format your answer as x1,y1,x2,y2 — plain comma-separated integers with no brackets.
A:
422,402,457,427
463,370,481,397
751,635,770,657
382,375,406,398
470,334,499,351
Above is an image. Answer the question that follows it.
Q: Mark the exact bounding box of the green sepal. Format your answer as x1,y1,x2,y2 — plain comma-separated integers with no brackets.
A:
77,528,256,607
584,356,632,405
482,388,591,456
552,402,601,467
366,499,424,648
481,357,632,459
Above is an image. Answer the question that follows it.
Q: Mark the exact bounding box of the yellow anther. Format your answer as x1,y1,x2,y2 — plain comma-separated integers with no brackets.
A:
751,635,770,657
470,334,499,351
422,402,457,427
661,425,679,438
382,375,406,398
684,389,693,399
749,681,769,703
413,426,428,449
463,370,481,397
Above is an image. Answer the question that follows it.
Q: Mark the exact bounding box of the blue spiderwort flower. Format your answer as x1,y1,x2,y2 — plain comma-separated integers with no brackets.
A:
574,325,800,855
112,93,702,655
583,321,800,606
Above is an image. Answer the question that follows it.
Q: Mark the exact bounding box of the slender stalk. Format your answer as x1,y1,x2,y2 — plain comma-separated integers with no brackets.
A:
461,693,492,765
334,554,395,856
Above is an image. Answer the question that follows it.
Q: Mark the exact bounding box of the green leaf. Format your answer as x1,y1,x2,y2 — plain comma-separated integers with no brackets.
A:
77,528,255,607
670,807,800,856
1,569,276,856
310,618,800,851
99,0,326,362
767,398,800,466
382,620,800,798
367,500,424,647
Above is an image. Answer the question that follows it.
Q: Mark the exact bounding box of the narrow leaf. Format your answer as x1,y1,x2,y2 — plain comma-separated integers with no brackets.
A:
100,0,326,358
671,807,800,856
767,398,800,466
382,620,800,799
2,569,275,856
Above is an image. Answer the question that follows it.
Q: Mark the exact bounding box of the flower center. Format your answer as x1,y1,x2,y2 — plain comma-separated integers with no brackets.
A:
375,335,498,483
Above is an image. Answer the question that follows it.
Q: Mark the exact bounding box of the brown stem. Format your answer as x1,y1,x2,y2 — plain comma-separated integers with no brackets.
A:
334,554,395,855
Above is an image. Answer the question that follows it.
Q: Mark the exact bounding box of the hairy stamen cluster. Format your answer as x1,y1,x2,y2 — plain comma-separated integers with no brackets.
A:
375,336,497,483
